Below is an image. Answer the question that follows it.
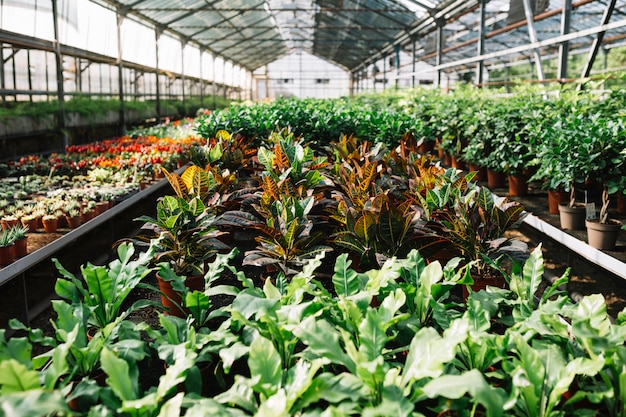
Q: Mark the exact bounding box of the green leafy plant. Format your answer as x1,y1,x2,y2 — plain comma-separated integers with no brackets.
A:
53,242,157,330
134,195,229,276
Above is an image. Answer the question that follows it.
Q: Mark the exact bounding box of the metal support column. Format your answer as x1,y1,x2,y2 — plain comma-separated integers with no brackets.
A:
0,45,5,106
212,56,217,109
476,0,486,87
394,45,400,89
180,39,186,114
116,11,126,135
383,56,387,90
580,0,616,79
199,50,204,106
558,0,572,81
154,27,162,120
436,18,444,87
411,38,416,88
522,0,546,81
27,49,33,102
51,0,67,147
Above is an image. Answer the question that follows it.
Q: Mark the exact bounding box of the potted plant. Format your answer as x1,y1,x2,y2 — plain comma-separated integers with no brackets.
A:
9,224,28,258
0,227,15,266
53,242,157,330
530,112,594,230
42,213,60,233
583,116,626,250
132,195,229,316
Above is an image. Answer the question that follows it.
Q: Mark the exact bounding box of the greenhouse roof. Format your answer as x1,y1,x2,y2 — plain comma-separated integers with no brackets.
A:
98,0,626,74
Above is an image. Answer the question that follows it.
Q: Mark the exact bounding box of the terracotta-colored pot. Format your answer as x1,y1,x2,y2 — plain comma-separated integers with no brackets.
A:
157,272,204,317
463,270,507,300
0,244,15,266
586,219,622,250
508,175,528,197
558,203,587,230
451,156,467,171
65,215,82,230
468,164,488,182
487,170,506,189
21,219,38,233
42,217,59,233
617,193,626,215
548,190,570,215
1,218,19,230
95,202,109,215
13,237,27,258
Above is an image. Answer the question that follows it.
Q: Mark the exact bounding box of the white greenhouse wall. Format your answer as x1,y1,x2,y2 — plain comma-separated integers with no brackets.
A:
254,51,350,100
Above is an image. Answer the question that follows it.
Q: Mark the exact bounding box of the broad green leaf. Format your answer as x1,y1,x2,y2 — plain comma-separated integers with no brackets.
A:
358,309,388,362
231,291,279,320
100,347,137,402
422,369,505,417
402,325,466,385
294,316,356,373
333,253,360,297
0,359,40,393
249,335,282,397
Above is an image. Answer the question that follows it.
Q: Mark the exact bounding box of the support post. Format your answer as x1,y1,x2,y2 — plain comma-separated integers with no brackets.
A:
580,0,616,80
412,38,416,88
522,0,546,81
475,0,486,87
154,27,162,120
51,0,67,147
436,18,444,87
180,39,186,116
558,0,572,81
394,45,400,89
116,11,126,136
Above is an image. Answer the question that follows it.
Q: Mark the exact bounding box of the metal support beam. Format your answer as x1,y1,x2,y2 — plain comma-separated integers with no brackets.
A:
181,39,186,114
412,38,416,88
383,55,387,89
580,0,617,79
154,28,162,120
116,11,126,135
394,45,400,89
522,0,546,81
436,18,444,87
475,0,486,86
558,0,572,80
51,0,67,147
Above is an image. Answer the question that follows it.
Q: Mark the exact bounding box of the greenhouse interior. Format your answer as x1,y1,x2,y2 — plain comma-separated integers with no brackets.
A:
3,0,626,415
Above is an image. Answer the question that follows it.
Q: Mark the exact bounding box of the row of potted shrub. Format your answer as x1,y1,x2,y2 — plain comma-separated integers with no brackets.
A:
195,86,626,250
2,124,625,415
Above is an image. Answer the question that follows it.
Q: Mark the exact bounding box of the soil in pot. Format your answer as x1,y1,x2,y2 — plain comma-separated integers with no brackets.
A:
558,203,587,230
586,219,622,250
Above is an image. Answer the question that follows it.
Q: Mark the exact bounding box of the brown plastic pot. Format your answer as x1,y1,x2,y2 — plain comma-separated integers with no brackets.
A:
586,219,622,250
558,203,587,230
